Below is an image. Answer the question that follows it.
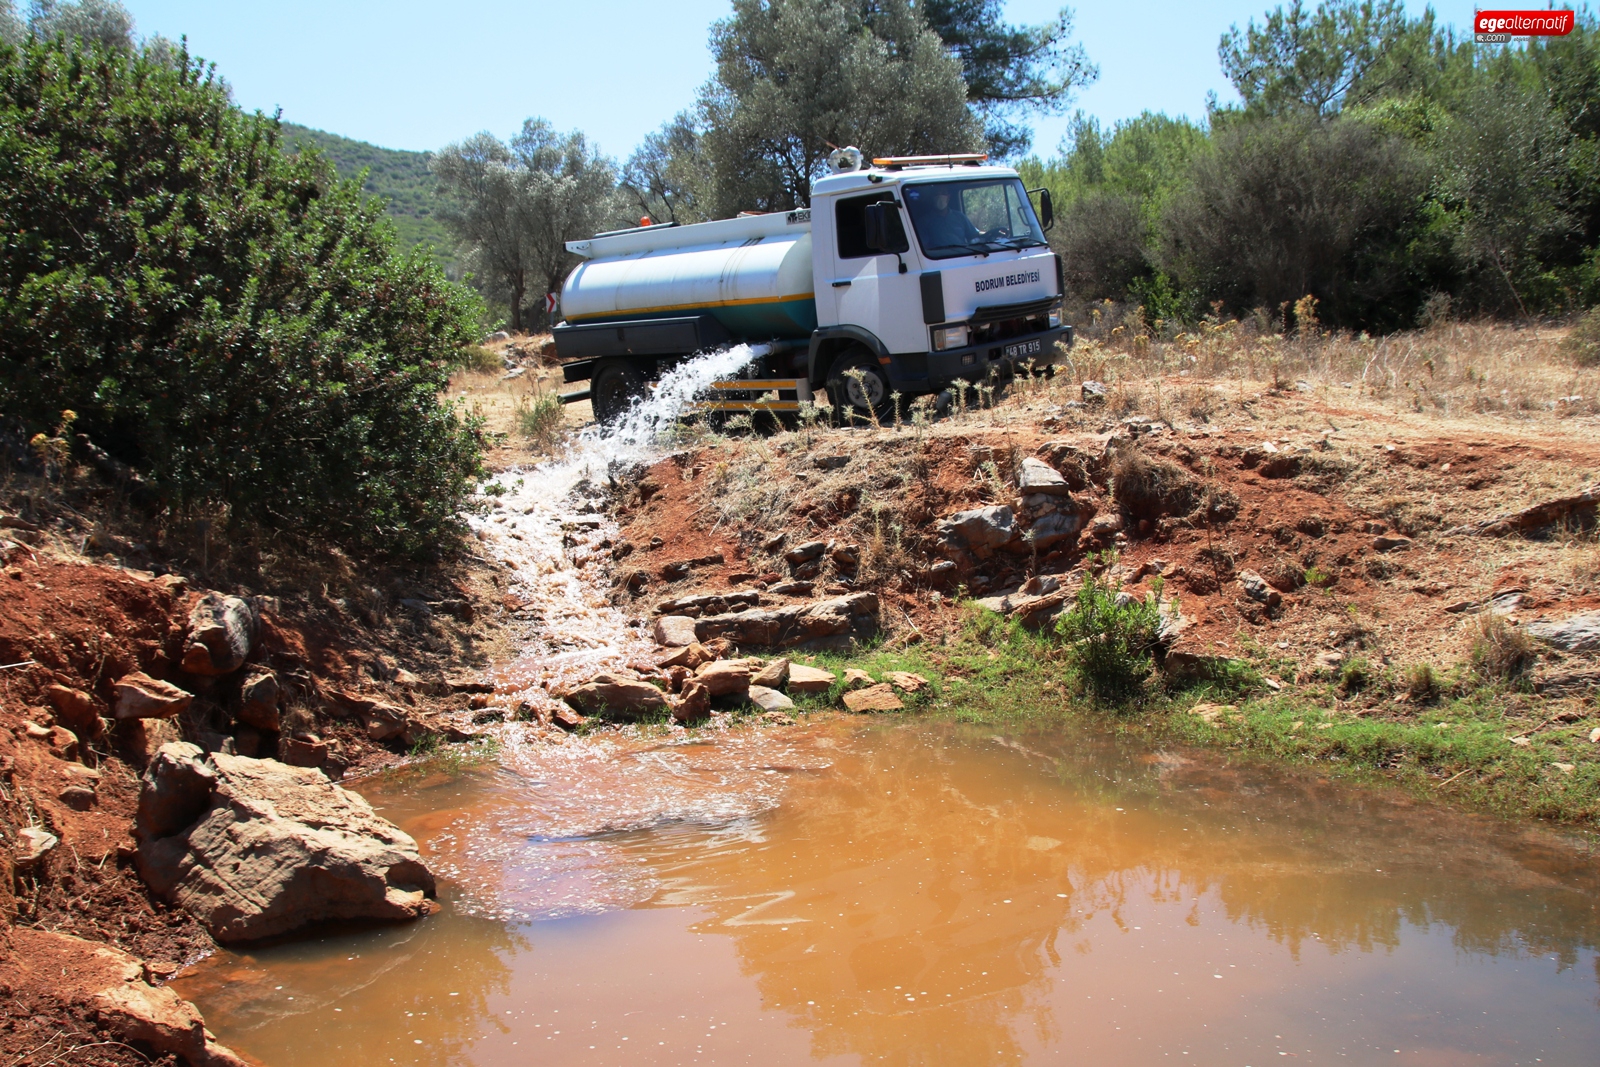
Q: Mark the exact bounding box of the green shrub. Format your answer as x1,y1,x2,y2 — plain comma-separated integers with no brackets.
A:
1054,574,1164,705
0,38,483,558
1560,307,1600,367
517,392,565,450
1471,614,1535,682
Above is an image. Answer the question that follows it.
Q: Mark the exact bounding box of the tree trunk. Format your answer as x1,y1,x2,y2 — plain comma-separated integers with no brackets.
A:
510,274,526,332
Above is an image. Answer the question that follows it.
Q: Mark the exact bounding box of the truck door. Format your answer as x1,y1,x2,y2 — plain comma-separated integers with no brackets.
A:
825,190,925,355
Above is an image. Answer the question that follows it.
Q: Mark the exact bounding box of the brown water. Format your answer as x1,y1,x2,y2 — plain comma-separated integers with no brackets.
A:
174,719,1600,1066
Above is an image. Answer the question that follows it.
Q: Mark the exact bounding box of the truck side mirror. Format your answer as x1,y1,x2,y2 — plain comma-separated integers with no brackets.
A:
1036,188,1055,231
863,201,909,255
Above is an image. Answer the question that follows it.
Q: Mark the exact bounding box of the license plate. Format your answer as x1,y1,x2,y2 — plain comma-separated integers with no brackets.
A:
1004,338,1042,359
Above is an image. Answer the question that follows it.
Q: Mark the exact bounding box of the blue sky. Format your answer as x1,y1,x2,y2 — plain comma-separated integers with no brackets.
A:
120,1,1474,161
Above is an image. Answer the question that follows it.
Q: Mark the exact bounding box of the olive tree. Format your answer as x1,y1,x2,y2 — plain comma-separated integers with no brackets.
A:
433,120,622,330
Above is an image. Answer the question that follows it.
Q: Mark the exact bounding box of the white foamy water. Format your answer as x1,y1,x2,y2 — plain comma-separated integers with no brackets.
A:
468,344,771,715
430,344,847,921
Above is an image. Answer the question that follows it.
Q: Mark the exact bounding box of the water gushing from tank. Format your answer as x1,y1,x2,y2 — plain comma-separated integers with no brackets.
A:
468,344,771,716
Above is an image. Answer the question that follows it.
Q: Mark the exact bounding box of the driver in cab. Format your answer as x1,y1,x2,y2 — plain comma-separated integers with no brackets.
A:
914,188,981,250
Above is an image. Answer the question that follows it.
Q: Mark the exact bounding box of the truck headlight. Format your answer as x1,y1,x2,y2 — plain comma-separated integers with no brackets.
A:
932,324,969,351
1048,309,1062,329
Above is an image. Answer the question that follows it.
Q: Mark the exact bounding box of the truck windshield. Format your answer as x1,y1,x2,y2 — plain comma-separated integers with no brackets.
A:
902,179,1047,260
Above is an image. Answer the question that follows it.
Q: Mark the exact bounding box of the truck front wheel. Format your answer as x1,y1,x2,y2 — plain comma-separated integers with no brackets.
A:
825,350,893,425
591,362,647,425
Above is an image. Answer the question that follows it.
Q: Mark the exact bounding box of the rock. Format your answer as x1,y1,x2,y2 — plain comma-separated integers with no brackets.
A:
1018,457,1074,496
282,737,329,767
123,716,182,767
181,593,257,676
671,680,711,723
236,669,280,731
831,544,861,568
656,592,761,617
59,784,97,810
786,664,836,694
814,455,850,470
135,748,436,942
16,825,58,867
562,673,669,718
695,660,753,697
1313,650,1346,672
768,580,814,596
842,668,875,689
1,929,249,1067
761,532,787,552
1013,591,1070,629
1028,510,1084,550
843,684,904,713
1237,570,1282,608
652,615,701,648
938,506,1020,550
747,685,795,712
657,642,712,670
1081,380,1107,404
45,683,96,731
884,671,930,693
1445,484,1598,538
785,540,828,565
695,593,879,651
1372,535,1413,552
752,658,790,688
1189,702,1241,725
136,742,217,839
1526,612,1600,652
552,705,586,730
113,672,194,720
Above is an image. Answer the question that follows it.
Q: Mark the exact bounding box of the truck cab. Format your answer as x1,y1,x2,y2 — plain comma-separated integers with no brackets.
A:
804,153,1070,416
553,152,1071,423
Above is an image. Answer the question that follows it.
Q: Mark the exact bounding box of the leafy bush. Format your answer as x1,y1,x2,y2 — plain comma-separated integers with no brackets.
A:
0,38,483,558
1159,114,1428,328
1055,574,1164,704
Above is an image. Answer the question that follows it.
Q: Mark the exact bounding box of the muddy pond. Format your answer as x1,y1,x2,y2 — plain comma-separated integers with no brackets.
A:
173,716,1600,1066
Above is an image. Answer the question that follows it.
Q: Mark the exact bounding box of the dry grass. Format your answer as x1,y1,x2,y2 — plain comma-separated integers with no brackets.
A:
1471,614,1536,682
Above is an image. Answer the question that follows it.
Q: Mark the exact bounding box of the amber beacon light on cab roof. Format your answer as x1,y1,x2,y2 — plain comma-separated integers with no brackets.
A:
552,147,1073,423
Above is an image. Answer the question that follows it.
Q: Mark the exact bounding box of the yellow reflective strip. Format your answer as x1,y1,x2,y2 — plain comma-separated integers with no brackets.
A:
693,401,803,411
566,293,815,322
708,379,804,390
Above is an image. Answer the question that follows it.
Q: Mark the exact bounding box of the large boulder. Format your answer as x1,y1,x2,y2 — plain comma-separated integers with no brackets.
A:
181,594,257,676
135,744,436,943
785,664,836,693
561,673,669,718
1027,510,1084,550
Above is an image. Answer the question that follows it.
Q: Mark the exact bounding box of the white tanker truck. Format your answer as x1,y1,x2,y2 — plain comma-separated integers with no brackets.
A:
553,149,1073,423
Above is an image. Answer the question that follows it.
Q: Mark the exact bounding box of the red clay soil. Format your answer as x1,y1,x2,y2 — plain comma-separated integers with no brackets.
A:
605,414,1600,691
0,552,500,1064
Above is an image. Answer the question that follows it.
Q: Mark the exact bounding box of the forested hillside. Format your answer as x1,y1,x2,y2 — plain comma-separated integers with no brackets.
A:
279,121,452,255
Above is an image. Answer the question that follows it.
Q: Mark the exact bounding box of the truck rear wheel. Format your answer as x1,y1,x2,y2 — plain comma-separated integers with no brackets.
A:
591,361,647,425
825,350,893,425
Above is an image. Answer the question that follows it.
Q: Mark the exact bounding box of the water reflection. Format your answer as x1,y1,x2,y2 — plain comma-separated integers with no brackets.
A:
178,719,1600,1066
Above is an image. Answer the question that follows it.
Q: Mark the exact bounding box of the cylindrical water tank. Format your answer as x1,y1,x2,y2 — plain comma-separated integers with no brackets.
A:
561,212,817,341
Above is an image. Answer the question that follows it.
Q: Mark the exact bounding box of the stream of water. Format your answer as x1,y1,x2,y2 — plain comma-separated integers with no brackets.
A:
172,352,1600,1065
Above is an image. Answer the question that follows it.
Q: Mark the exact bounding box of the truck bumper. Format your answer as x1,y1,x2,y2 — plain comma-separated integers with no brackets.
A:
904,324,1073,392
